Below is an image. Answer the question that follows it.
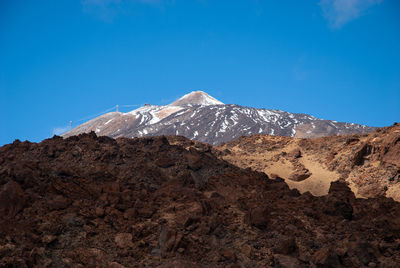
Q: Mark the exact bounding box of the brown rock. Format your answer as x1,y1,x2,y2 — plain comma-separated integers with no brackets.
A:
123,208,136,219
274,236,297,255
48,195,70,210
114,233,133,248
219,248,236,261
0,243,15,256
312,247,340,267
109,262,126,268
158,259,199,268
95,207,105,217
0,181,26,217
274,254,301,268
288,149,302,158
186,149,202,171
241,244,252,257
245,207,269,229
77,247,107,266
61,258,73,266
352,143,372,166
155,155,176,168
270,173,280,179
103,182,120,193
42,235,57,244
347,242,377,266
288,169,311,182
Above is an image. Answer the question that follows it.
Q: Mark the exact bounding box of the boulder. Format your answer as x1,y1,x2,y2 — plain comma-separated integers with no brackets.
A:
312,247,340,267
114,233,133,248
245,207,269,229
0,181,26,217
274,254,301,268
219,248,237,262
274,236,297,255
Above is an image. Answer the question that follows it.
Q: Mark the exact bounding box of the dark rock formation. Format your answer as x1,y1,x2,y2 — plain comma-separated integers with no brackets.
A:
0,133,400,266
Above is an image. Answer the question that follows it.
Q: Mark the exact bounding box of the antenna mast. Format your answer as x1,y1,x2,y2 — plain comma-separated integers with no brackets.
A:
116,105,119,112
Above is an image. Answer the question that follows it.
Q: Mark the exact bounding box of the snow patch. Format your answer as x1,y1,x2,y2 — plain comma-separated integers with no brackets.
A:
104,119,113,125
170,91,223,106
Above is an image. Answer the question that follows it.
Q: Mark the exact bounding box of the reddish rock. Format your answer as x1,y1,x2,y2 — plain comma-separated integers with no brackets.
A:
274,254,301,268
0,180,26,217
76,248,108,266
186,149,202,171
288,149,302,159
158,259,199,268
47,195,70,210
109,262,126,268
288,171,311,182
219,248,236,261
245,207,269,229
0,132,399,267
352,143,372,166
274,236,297,255
103,182,120,193
312,247,340,267
155,155,176,168
241,244,252,257
95,207,105,217
114,233,133,248
42,235,57,244
123,208,136,219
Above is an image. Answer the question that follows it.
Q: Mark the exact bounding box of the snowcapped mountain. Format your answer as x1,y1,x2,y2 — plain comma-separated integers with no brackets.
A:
170,91,224,106
62,91,375,145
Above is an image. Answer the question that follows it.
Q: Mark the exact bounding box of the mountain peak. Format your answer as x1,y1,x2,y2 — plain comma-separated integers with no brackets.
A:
169,91,224,106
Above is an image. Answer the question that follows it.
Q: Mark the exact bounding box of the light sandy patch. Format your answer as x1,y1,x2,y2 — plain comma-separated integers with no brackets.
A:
263,159,294,179
386,184,400,201
284,154,340,196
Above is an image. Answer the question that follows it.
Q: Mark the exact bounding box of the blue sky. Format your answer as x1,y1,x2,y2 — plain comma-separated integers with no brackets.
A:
1,0,399,145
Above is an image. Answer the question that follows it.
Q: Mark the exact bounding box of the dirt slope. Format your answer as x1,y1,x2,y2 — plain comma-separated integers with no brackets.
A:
1,133,400,267
216,124,400,200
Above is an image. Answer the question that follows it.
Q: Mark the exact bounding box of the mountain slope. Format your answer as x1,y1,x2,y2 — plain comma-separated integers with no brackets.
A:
63,91,375,144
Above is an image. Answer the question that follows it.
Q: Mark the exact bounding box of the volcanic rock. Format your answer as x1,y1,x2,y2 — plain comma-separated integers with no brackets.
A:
311,247,340,267
115,233,133,248
274,254,302,268
273,236,297,255
245,206,269,229
0,180,26,218
0,133,400,266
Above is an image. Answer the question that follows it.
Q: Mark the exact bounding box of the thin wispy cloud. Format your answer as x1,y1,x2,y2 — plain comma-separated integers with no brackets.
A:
319,0,383,29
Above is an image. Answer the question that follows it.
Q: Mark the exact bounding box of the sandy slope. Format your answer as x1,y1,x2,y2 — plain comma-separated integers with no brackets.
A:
217,124,400,200
219,137,340,196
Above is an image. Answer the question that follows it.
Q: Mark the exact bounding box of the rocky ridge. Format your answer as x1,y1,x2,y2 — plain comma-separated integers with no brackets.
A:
1,132,400,267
